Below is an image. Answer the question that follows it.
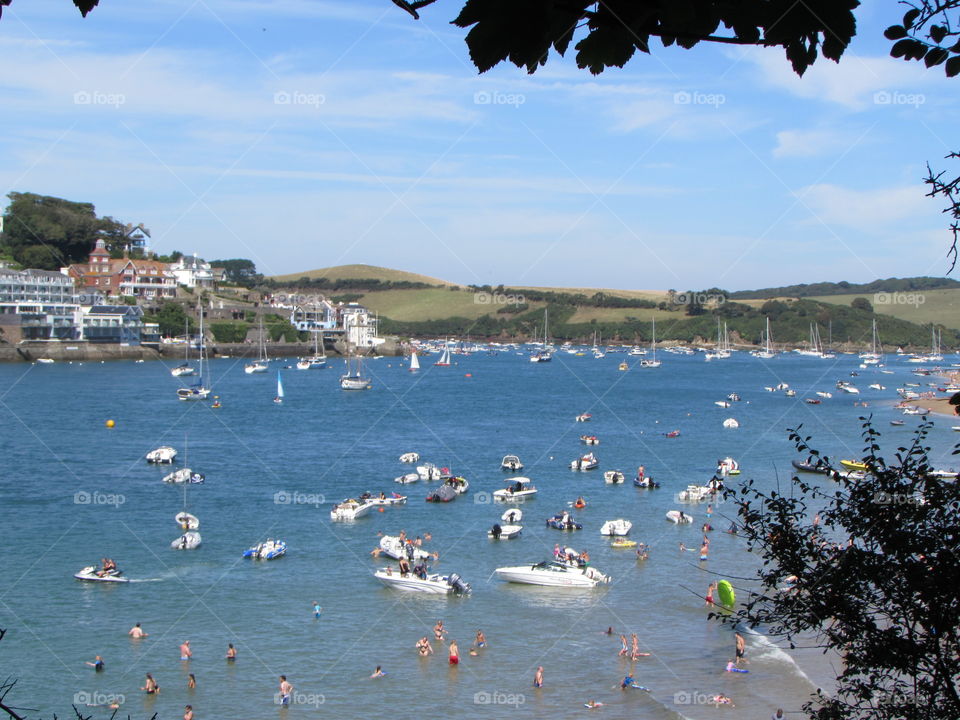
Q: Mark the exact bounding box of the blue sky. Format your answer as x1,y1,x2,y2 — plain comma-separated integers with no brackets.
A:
1,1,957,290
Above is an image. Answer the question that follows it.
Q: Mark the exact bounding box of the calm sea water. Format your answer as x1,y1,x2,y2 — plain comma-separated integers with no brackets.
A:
1,350,957,720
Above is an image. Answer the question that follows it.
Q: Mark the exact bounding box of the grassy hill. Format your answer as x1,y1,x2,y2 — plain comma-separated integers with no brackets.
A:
808,289,960,329
270,264,454,287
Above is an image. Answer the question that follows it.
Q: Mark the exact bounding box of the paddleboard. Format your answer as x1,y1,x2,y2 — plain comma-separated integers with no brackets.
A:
716,579,735,608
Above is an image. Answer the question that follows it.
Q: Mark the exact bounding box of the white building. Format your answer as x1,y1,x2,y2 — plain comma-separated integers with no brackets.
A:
339,303,383,349
0,268,82,340
169,254,216,289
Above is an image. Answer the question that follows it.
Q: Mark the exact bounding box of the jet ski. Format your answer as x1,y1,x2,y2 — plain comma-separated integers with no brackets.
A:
74,565,129,583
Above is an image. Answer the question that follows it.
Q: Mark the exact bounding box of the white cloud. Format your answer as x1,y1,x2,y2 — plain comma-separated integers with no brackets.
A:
798,183,933,229
773,128,862,158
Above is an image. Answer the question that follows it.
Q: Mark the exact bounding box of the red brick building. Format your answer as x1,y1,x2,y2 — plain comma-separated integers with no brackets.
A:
65,239,177,299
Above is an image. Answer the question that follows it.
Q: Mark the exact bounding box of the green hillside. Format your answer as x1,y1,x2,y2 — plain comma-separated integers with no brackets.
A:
808,289,960,330
270,264,454,287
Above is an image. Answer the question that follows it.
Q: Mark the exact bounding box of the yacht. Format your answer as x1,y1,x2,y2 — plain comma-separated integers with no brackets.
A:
494,560,610,587
244,316,269,374
297,329,327,369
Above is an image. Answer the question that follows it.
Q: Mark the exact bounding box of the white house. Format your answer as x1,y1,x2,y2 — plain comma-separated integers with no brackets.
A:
169,254,216,289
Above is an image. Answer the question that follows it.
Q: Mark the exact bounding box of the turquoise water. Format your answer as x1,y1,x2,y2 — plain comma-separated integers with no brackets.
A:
1,351,956,719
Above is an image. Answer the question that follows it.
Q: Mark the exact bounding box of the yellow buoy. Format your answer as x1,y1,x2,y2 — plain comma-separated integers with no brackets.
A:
105,419,115,428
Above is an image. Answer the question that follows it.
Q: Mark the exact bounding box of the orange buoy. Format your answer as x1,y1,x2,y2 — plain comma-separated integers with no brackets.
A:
378,507,385,513
465,373,472,378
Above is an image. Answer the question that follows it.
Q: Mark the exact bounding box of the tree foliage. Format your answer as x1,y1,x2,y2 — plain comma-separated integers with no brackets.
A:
0,192,123,270
208,258,262,287
726,421,960,719
144,302,194,338
926,152,960,273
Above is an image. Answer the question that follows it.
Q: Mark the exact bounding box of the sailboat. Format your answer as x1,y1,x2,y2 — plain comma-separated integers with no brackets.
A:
530,309,553,363
274,371,284,404
434,341,452,367
170,319,196,377
177,309,211,401
244,316,269,374
172,440,201,549
910,327,943,363
859,319,882,365
340,317,372,390
297,328,327,370
409,350,420,373
755,317,776,359
639,318,661,367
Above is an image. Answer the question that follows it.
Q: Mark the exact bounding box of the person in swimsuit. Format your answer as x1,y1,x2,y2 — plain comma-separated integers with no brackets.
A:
85,655,104,671
128,623,147,638
448,640,459,665
313,602,322,619
631,634,640,660
705,582,716,606
533,666,543,688
475,630,486,648
370,665,385,678
187,674,196,689
699,542,709,561
141,674,159,694
416,637,433,656
735,632,746,665
180,640,192,660
226,643,237,661
434,620,446,641
620,672,634,690
618,634,629,657
183,705,194,720
278,676,293,706
713,694,735,707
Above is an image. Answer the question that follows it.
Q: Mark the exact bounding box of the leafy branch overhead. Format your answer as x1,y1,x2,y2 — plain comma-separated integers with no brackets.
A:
391,0,960,79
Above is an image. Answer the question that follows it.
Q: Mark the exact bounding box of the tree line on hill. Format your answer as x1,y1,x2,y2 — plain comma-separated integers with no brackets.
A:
730,277,960,300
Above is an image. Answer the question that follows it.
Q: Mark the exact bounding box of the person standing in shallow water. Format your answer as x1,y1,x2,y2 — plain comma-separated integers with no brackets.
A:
448,640,459,665
533,666,544,688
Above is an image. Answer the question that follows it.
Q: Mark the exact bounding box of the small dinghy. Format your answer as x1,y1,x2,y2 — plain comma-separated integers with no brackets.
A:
162,468,205,484
603,470,625,484
599,518,632,536
666,510,693,524
394,472,420,484
722,418,740,429
501,508,523,523
399,452,419,463
570,453,599,471
580,435,600,445
175,512,199,530
488,523,523,539
717,457,740,475
791,458,830,474
146,446,177,464
633,475,660,488
171,531,201,550
243,539,286,560
610,538,637,548
500,454,523,471
890,419,906,426
74,564,128,583
575,413,593,422
546,512,582,531
425,484,457,503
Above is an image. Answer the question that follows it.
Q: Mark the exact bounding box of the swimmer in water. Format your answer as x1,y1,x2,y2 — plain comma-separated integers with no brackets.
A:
226,643,237,661
85,655,104,672
128,623,148,638
370,665,385,678
179,640,192,661
533,666,544,688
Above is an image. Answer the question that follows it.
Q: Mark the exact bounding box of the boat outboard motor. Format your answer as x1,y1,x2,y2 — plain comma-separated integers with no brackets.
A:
448,573,470,594
491,524,502,539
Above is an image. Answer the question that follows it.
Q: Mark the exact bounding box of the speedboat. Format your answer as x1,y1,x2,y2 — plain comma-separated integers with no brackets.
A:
146,446,177,464
664,430,681,438
792,458,830,474
296,355,326,370
839,460,868,472
175,512,200,530
426,485,457,503
170,364,195,377
575,413,592,422
727,393,741,401
416,463,443,481
603,470,625,484
633,475,660,488
74,565,129,583
714,400,731,408
394,473,420,484
363,492,407,506
162,468,205,484
488,523,522,539
500,454,523,471
570,453,599,471
171,531,201,550
717,457,740,475
546,512,582,531
399,452,419,463
678,485,712,502
599,518,632,536
329,498,377,521
722,418,740,429
244,360,268,374
666,510,693,524
493,477,538,502
442,476,470,494
374,567,471,595
495,560,610,587
579,435,600,445
243,539,286,560
379,535,433,561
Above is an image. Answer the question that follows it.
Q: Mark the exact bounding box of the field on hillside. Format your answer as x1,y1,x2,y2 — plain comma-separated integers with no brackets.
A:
565,306,676,323
359,288,543,321
512,286,666,302
271,264,453,286
808,288,960,329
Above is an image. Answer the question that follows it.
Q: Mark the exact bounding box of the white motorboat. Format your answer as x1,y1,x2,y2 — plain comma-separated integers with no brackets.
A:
443,476,470,494
171,531,201,550
488,523,522,539
666,510,694,524
603,470,625,484
717,457,740,475
74,565,128,583
500,454,523,471
580,435,600,445
417,463,443,481
374,567,470,595
36,358,55,364
501,508,523,523
162,468,205,484
493,477,538,502
175,512,199,530
570,453,599,470
244,360,268,374
868,384,886,391
378,535,433,561
243,539,286,560
678,485,712,502
575,413,592,422
364,492,407,506
599,518,632,536
329,498,377,521
494,560,610,587
399,452,420,463
929,469,959,480
722,418,740,429
170,364,195,378
816,391,833,399
714,400,731,408
394,473,420,484
146,446,177,464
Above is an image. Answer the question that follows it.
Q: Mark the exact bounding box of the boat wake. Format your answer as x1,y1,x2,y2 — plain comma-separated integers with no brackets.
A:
744,627,815,686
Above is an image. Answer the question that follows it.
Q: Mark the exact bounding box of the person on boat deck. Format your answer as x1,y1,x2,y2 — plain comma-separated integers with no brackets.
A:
379,492,386,500
398,557,410,576
636,465,645,479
